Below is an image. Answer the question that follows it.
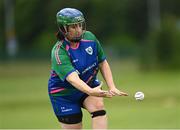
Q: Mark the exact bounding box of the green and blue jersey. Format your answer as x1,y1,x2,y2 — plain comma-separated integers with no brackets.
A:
48,31,106,96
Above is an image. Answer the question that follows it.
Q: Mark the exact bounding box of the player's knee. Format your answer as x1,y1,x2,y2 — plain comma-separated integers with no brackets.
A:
91,110,106,118
87,101,105,113
93,101,104,110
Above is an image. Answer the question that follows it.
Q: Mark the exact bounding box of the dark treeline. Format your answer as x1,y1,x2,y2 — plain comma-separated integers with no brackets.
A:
0,0,180,70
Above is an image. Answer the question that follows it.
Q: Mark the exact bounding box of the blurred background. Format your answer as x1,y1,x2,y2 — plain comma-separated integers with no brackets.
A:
0,0,179,129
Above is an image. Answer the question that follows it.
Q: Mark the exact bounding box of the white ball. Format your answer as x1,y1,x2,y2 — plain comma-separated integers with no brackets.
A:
134,91,144,101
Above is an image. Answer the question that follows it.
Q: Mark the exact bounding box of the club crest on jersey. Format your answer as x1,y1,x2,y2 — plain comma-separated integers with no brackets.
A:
85,46,93,55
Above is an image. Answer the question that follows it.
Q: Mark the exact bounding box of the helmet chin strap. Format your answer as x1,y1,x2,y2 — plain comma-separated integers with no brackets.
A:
65,31,83,43
70,35,82,43
64,32,82,43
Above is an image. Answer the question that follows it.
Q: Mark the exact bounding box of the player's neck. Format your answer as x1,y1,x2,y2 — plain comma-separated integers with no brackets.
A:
65,38,79,48
70,42,79,49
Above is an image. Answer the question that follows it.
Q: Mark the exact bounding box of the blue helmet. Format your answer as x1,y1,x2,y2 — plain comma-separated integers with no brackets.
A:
56,8,85,26
56,8,86,42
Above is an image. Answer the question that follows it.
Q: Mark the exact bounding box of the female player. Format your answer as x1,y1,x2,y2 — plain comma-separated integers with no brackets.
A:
48,8,128,129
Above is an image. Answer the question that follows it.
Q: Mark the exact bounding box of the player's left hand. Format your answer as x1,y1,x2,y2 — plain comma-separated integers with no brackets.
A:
109,87,128,96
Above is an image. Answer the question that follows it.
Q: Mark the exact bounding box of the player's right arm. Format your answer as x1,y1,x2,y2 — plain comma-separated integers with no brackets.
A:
66,71,112,97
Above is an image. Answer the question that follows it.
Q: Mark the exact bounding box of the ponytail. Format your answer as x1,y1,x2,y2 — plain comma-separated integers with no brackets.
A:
55,30,64,40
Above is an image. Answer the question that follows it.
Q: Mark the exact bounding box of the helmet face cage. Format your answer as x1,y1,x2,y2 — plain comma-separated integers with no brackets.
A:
60,21,86,35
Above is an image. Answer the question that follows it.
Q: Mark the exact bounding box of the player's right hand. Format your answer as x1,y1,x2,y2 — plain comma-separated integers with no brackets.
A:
89,82,112,98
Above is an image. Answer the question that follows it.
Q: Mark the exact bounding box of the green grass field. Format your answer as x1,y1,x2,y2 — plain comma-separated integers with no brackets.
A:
0,60,179,129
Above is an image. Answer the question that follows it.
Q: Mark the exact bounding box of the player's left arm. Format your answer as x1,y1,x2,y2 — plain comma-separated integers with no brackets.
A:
99,60,128,96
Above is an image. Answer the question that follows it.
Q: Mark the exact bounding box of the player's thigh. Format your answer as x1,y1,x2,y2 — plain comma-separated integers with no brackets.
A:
49,95,83,125
83,96,105,113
